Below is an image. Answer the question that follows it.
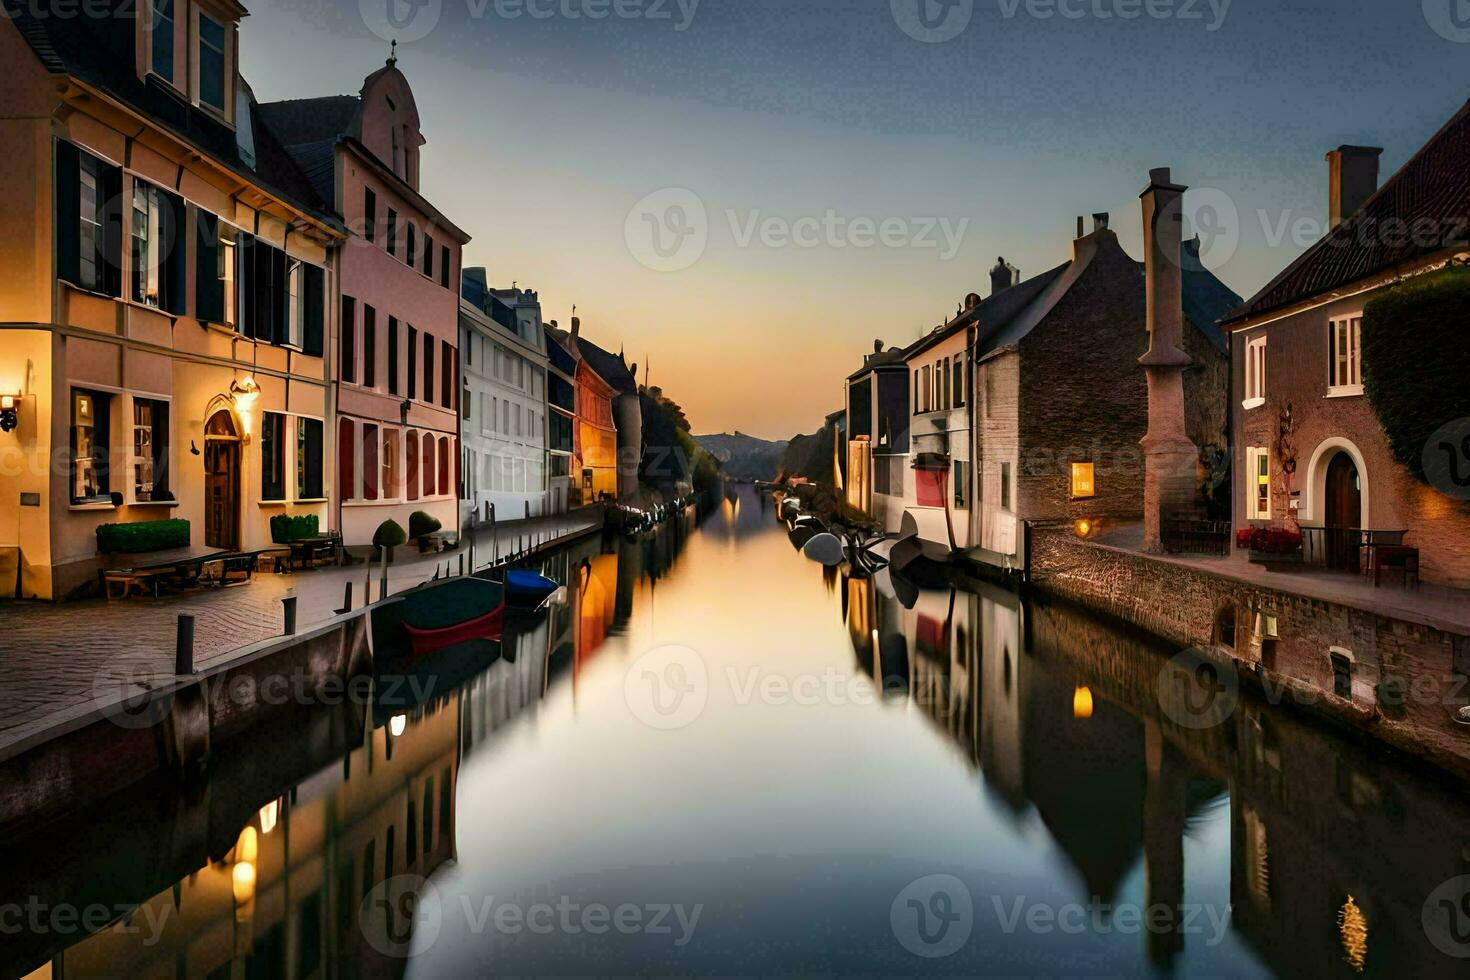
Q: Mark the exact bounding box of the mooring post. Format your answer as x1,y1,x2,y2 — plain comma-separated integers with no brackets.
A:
338,581,352,614
459,553,465,576
282,595,298,635
490,502,498,564
380,551,389,598
176,614,195,675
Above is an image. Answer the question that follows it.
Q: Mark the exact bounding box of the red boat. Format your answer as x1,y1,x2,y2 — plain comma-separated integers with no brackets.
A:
403,602,505,655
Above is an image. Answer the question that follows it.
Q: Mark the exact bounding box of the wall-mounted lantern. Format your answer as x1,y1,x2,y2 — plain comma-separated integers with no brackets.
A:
0,395,19,433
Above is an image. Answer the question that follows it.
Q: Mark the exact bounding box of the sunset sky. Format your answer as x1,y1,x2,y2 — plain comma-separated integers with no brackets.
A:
242,0,1468,440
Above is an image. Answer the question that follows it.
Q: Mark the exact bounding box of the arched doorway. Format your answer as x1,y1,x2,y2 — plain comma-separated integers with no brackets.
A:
204,410,241,549
1324,451,1362,571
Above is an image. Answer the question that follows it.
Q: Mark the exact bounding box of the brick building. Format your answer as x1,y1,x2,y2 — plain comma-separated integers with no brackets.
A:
1221,99,1470,587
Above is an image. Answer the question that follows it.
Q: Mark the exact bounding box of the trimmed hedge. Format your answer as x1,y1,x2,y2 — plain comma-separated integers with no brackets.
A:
408,510,442,539
269,513,320,543
373,519,407,550
1362,265,1470,483
97,519,189,554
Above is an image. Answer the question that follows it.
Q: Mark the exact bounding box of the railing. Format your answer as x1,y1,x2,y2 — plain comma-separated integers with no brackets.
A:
1162,515,1232,556
1300,527,1408,574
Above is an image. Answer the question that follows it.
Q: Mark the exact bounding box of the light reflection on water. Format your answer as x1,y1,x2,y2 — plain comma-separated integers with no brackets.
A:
6,484,1470,977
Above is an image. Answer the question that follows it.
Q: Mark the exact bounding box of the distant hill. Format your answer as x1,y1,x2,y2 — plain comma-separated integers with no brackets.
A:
777,421,840,485
694,432,789,481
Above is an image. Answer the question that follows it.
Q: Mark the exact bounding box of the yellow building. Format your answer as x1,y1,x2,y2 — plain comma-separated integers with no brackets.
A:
0,2,344,598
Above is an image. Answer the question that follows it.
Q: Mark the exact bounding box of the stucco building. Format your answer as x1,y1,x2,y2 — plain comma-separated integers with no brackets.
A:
0,0,343,598
459,269,549,524
260,56,468,549
1221,100,1470,586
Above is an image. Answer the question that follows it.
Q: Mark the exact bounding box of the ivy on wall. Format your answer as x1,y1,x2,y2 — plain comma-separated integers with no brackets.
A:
1361,263,1470,483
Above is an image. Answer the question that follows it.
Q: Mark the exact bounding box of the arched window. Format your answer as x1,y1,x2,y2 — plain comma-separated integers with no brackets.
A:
406,429,419,502
338,418,355,501
422,432,435,498
1214,605,1237,650
438,436,450,496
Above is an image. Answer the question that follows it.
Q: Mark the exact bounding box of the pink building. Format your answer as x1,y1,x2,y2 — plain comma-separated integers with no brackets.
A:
262,56,469,547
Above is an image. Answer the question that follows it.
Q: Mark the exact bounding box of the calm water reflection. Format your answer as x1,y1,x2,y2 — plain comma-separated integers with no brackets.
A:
5,484,1470,977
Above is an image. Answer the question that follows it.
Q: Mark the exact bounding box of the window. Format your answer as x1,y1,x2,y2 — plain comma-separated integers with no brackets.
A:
195,213,236,325
438,438,450,496
285,260,303,348
386,209,397,256
388,317,400,395
338,418,355,500
261,412,286,501
1329,315,1363,393
239,236,322,353
78,157,105,291
297,417,323,499
150,0,174,81
131,398,169,501
363,305,377,388
1070,462,1095,499
941,359,950,410
424,232,433,278
58,142,122,296
362,424,379,500
423,332,434,401
382,428,400,499
913,369,920,413
197,12,226,111
1330,651,1353,700
71,389,111,502
954,459,968,508
131,181,184,312
1244,334,1267,407
340,296,356,383
406,431,419,501
406,222,416,268
440,245,450,288
441,340,453,407
407,326,417,399
422,432,435,498
953,358,965,407
1000,461,1011,511
1247,446,1271,520
363,187,376,243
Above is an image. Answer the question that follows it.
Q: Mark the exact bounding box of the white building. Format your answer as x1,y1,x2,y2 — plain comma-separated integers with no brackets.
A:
459,269,549,526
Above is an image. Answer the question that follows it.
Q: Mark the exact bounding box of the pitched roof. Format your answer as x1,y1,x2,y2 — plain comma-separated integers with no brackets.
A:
575,337,639,395
4,0,336,227
1223,98,1470,325
256,97,362,205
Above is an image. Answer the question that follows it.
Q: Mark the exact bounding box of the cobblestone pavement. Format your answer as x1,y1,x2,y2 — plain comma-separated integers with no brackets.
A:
0,510,601,744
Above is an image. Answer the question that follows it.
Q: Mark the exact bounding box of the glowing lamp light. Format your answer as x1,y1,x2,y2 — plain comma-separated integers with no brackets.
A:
1074,518,1095,539
231,861,257,905
0,395,18,433
236,825,258,863
389,714,407,738
258,800,280,835
1338,895,1367,972
1073,685,1094,719
229,376,261,411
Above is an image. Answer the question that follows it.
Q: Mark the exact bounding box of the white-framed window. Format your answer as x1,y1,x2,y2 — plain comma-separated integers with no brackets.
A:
130,395,170,502
1329,315,1363,394
131,181,165,307
1244,334,1267,408
1246,446,1270,520
196,10,227,113
285,259,304,348
78,160,104,292
218,219,237,326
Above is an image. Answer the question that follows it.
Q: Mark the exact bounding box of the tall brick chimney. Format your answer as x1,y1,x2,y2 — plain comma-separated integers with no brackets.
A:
1326,145,1382,228
989,257,1018,296
1138,167,1198,553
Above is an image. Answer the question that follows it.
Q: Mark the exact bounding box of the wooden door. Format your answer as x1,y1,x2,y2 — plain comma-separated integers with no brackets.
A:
204,411,240,550
1324,452,1361,571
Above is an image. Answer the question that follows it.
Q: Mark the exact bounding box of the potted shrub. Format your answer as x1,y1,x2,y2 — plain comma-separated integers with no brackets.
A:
373,519,407,564
1239,525,1303,564
409,510,442,553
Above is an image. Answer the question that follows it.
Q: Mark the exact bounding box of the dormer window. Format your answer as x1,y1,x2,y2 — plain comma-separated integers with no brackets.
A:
151,0,175,81
198,12,226,111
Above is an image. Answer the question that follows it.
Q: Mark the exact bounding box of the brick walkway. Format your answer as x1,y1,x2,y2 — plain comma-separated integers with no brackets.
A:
0,509,602,748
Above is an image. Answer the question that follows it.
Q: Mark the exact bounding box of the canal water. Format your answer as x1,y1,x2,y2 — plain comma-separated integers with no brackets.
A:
5,484,1469,977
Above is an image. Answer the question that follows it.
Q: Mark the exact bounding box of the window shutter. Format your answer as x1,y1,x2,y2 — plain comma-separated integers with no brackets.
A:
196,210,221,323
272,246,289,346
100,164,124,297
55,140,82,286
238,233,256,337
161,190,187,315
303,263,325,356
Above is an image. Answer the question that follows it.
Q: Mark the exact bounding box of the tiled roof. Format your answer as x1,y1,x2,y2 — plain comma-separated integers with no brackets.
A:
1223,98,1470,325
256,97,363,204
4,0,336,227
576,337,639,395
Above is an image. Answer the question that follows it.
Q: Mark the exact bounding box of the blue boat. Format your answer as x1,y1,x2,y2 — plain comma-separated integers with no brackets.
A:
505,568,559,607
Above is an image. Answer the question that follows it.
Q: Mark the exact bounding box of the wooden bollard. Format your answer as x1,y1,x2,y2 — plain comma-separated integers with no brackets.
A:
175,614,195,675
282,595,298,635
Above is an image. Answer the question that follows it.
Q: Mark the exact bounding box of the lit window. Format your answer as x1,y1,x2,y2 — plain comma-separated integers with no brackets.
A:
131,182,164,306
1246,447,1270,519
132,398,169,501
286,260,303,348
261,412,286,501
71,389,111,502
219,221,237,325
1070,462,1095,498
1000,461,1011,511
297,417,323,499
1244,334,1267,406
1329,316,1363,392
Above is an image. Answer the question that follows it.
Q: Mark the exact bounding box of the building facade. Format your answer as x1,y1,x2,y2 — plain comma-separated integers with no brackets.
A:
260,57,467,549
459,269,549,524
1221,102,1470,587
545,324,577,511
844,344,911,527
0,1,343,598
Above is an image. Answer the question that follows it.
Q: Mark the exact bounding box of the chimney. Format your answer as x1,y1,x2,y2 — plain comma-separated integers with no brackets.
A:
1138,166,1198,553
873,339,884,354
1326,145,1383,228
1092,212,1110,233
1077,216,1085,239
570,315,581,340
989,257,1018,296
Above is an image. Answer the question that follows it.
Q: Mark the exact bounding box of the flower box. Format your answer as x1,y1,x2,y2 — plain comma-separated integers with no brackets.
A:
1237,526,1303,564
